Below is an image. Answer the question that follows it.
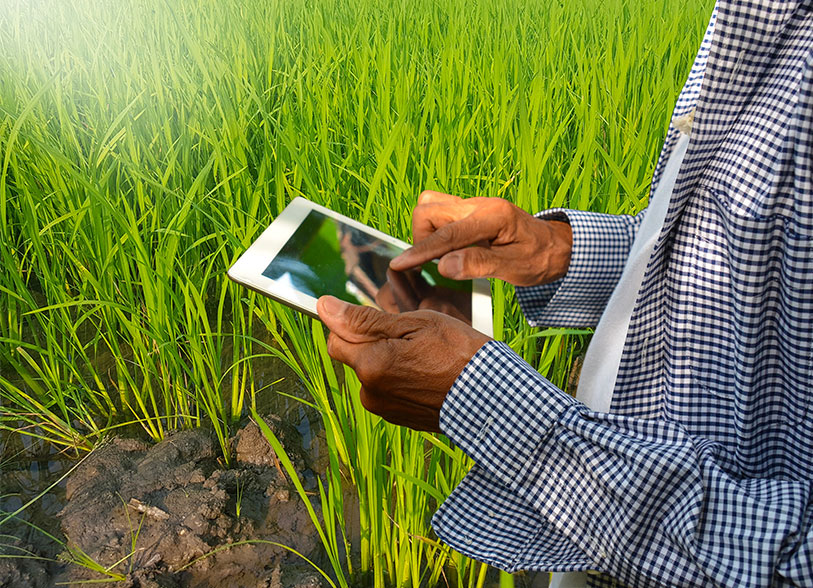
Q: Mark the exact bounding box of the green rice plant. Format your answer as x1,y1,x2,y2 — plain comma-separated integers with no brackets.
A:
249,304,484,586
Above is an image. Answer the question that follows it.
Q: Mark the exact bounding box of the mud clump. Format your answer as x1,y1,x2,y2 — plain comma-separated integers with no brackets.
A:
53,418,325,588
0,542,51,588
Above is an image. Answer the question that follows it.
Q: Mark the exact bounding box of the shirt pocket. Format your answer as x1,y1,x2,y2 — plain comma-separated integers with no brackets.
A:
688,187,811,426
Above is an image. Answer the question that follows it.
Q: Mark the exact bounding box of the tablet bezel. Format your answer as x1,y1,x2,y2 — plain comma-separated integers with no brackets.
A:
227,197,493,336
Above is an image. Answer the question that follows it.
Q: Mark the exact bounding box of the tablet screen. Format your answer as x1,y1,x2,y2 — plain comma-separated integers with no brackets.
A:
261,210,472,322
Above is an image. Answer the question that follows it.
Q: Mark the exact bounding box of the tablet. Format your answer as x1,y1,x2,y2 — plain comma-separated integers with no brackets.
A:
228,198,492,336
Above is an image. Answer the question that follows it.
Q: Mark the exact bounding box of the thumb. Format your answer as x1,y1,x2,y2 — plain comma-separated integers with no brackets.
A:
317,296,407,343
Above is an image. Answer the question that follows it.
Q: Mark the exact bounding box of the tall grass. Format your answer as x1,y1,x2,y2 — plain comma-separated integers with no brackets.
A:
0,0,711,584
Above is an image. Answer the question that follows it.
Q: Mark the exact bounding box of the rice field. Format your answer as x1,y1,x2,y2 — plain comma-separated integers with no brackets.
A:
0,0,711,585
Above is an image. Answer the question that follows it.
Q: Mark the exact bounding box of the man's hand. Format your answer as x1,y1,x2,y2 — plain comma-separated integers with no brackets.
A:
389,191,572,287
316,295,491,433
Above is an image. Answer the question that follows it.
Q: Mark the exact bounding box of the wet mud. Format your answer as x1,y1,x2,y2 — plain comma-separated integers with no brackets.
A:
1,418,326,588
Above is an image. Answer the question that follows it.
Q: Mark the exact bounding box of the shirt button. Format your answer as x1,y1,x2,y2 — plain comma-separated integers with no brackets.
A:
476,416,494,441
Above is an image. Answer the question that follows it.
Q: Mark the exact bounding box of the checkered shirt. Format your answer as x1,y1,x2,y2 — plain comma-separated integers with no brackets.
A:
432,2,813,586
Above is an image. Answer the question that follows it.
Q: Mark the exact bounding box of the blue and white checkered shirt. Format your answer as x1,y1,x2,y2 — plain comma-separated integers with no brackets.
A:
432,2,813,586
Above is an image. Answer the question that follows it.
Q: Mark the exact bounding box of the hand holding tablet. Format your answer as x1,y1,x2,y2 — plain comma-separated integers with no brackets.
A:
228,198,492,336
315,294,491,433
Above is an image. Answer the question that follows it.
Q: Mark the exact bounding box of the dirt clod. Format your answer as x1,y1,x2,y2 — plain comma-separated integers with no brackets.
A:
52,419,324,587
0,542,51,588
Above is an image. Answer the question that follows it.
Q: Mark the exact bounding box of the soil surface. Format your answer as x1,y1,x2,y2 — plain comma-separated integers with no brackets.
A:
1,417,327,588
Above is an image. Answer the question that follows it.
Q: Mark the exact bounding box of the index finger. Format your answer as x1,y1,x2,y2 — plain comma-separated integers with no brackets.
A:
412,199,479,242
389,213,500,271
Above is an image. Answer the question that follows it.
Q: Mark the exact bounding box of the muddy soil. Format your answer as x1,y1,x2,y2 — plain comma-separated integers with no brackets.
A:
1,417,327,588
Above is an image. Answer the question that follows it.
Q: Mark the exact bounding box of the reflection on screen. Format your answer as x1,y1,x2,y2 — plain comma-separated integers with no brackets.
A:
262,210,472,322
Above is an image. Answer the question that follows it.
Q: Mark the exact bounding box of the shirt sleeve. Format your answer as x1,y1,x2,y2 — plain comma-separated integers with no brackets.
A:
514,209,643,329
433,341,813,587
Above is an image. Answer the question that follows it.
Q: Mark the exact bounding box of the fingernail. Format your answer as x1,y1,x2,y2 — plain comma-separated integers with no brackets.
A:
440,254,462,278
320,295,347,316
390,251,409,269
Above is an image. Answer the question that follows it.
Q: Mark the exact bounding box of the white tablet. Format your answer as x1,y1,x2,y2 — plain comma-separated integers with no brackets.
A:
228,198,492,336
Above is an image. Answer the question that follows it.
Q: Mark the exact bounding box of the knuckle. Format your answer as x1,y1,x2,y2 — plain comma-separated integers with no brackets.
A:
354,358,373,383
412,206,429,229
415,309,443,328
459,248,495,278
326,334,352,366
418,190,437,204
410,310,443,334
359,387,385,415
354,348,390,384
437,221,460,242
347,304,378,331
326,334,339,358
473,247,498,271
367,311,392,336
488,197,512,217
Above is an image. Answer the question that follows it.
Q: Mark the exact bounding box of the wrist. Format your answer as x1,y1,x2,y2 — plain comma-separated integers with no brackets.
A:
544,219,573,281
520,218,571,286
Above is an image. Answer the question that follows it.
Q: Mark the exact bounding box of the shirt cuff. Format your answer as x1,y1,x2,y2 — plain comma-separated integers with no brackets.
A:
439,340,579,490
434,340,594,572
431,463,593,573
514,209,639,328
